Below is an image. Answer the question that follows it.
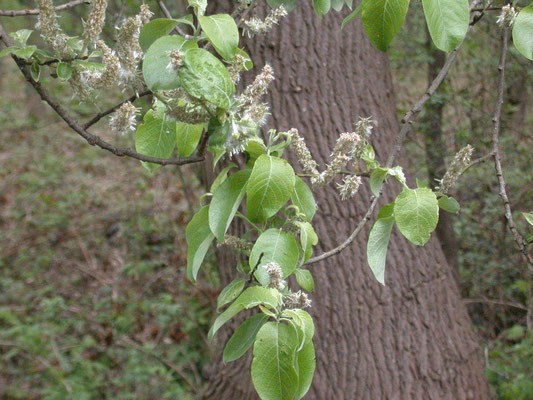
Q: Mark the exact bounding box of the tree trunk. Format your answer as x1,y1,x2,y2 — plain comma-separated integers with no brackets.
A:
421,29,460,273
204,2,492,399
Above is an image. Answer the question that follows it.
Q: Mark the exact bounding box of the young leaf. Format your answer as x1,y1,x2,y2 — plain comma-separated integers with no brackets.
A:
342,2,362,29
186,206,215,282
313,0,331,17
394,188,439,246
513,5,533,60
198,14,239,60
422,0,469,52
142,35,197,91
246,154,295,223
188,0,207,16
297,221,318,263
217,278,246,311
249,229,300,284
294,268,315,292
438,195,460,213
135,111,177,171
209,287,282,340
367,215,394,285
176,122,204,157
523,212,533,226
180,48,236,110
332,0,345,11
251,322,299,400
370,167,388,196
57,62,72,80
223,313,269,363
291,176,317,221
139,19,180,52
361,0,410,51
209,169,251,241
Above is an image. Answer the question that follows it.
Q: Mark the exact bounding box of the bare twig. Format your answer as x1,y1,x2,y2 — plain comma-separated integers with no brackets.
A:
460,152,495,175
0,0,89,17
0,22,205,167
490,27,533,269
156,0,194,39
463,297,527,311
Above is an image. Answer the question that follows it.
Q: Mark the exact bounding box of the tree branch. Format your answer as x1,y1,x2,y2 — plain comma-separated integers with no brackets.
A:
306,18,480,266
0,0,89,17
490,27,533,269
0,22,205,167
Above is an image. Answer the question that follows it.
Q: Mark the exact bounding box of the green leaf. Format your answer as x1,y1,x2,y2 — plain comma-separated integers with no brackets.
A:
250,228,300,285
142,35,197,91
332,0,345,11
223,313,269,363
188,0,207,16
139,19,180,52
394,188,439,246
180,48,236,110
11,45,37,60
10,29,33,46
523,212,533,226
30,62,41,81
291,176,317,221
251,322,299,400
513,5,533,60
438,195,460,213
210,163,237,193
370,167,388,196
57,62,72,80
217,278,246,311
342,2,362,28
367,215,394,285
298,221,318,263
313,0,331,17
198,14,239,60
186,206,215,282
361,0,410,51
294,338,316,400
209,169,251,241
135,111,176,171
209,287,282,340
294,268,314,292
246,154,295,223
422,0,469,52
176,122,204,157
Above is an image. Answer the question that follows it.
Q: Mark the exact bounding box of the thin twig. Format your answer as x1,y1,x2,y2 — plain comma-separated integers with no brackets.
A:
156,0,194,39
0,22,205,167
0,0,89,17
490,27,533,269
306,16,482,266
460,152,495,175
463,297,527,311
83,90,151,129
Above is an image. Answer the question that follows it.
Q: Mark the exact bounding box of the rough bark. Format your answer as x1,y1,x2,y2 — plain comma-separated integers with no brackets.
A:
421,30,460,273
204,2,492,399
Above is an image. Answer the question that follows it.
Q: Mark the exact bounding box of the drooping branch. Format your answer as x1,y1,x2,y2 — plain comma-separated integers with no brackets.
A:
490,27,533,269
0,0,89,17
306,13,485,266
0,22,205,167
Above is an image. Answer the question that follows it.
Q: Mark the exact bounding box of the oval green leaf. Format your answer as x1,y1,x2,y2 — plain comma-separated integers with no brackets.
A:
394,187,439,246
422,0,469,52
186,206,215,282
246,154,295,223
198,14,239,60
223,313,269,363
362,0,410,51
513,5,533,60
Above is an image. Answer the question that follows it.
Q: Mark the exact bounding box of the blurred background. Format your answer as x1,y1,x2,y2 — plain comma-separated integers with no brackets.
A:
0,1,531,399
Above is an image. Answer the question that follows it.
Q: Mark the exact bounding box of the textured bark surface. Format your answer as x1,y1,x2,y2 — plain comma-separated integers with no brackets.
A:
204,2,492,399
